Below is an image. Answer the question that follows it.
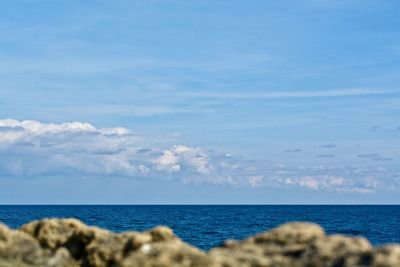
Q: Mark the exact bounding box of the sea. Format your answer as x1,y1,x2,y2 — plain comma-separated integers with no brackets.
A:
0,205,399,250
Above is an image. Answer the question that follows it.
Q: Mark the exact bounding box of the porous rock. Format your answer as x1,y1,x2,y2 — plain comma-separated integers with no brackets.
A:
0,222,76,267
0,219,398,267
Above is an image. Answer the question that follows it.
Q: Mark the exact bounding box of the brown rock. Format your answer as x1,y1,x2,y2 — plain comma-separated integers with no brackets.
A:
0,219,399,267
0,222,77,267
148,226,175,242
121,239,208,267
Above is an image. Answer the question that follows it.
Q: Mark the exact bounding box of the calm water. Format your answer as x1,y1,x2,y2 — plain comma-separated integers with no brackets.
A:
0,205,399,250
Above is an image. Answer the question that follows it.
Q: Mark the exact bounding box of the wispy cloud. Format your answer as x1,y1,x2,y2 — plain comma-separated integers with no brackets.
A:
283,149,302,153
316,154,335,158
317,143,336,149
181,88,400,100
280,175,375,193
357,153,379,158
372,157,393,162
357,153,393,161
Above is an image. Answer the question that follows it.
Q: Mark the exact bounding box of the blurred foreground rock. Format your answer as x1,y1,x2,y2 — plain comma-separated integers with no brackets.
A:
1,219,399,267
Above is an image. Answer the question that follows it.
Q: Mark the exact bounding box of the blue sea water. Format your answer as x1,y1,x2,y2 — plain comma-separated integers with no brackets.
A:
0,205,399,250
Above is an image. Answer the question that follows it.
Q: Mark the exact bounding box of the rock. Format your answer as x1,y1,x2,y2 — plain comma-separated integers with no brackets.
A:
0,222,76,267
0,219,399,266
121,239,208,267
208,223,375,267
148,226,175,242
372,245,400,267
252,222,326,245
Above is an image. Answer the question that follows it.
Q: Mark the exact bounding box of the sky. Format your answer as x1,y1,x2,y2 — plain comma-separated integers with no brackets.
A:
0,0,399,204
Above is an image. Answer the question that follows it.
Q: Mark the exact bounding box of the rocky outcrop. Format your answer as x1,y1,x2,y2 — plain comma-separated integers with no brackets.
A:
1,219,399,267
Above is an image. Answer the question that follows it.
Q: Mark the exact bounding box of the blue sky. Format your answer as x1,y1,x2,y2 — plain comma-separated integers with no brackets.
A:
0,0,399,203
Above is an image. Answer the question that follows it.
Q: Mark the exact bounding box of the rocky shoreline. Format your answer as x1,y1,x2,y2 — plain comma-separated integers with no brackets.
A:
0,218,399,267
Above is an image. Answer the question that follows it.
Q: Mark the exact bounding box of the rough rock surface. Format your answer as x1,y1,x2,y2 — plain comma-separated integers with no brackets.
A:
0,219,399,267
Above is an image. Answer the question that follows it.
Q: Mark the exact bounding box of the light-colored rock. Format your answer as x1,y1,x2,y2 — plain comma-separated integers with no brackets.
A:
0,219,399,267
0,222,77,267
121,239,208,267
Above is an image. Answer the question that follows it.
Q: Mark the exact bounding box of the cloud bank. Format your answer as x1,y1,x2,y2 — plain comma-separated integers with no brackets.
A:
0,119,398,193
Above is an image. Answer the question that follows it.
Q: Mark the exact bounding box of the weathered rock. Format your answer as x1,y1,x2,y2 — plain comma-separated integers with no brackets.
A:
208,223,375,267
0,222,76,267
121,239,208,267
0,219,399,267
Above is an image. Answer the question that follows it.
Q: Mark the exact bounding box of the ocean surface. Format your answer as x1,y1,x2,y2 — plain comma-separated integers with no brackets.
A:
0,205,399,250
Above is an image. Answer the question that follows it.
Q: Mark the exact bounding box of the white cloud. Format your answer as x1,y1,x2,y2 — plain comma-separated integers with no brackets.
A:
0,119,95,134
248,175,263,188
0,119,398,193
154,145,216,176
281,176,352,192
0,119,129,136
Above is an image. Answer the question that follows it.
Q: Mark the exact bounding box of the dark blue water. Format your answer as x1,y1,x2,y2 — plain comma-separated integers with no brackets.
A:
0,205,399,250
